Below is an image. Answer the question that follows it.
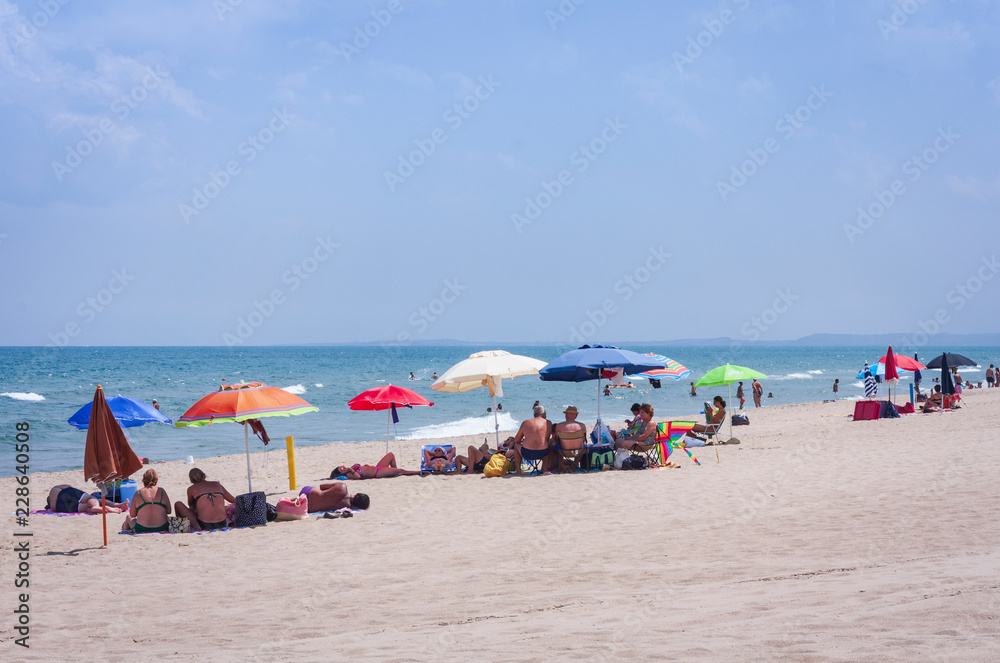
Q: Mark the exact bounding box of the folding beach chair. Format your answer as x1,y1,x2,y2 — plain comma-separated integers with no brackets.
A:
420,445,457,474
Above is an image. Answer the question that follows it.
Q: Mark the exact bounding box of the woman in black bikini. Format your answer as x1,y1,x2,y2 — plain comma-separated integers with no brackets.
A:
173,468,236,531
123,469,171,533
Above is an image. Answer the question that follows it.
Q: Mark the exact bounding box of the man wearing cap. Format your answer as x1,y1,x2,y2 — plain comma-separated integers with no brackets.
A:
554,405,587,473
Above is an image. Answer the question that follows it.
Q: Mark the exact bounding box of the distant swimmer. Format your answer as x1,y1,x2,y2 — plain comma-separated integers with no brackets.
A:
690,382,697,397
152,399,160,410
604,384,611,396
832,379,839,396
431,372,438,380
767,392,773,398
409,372,415,381
497,403,502,411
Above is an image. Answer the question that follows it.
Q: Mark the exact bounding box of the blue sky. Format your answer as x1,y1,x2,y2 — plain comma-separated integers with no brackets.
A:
1,0,998,347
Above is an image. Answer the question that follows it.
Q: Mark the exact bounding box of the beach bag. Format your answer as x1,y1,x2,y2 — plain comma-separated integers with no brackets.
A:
234,491,268,527
622,456,647,470
585,448,613,471
613,449,631,470
732,413,750,426
275,496,309,521
168,517,190,534
590,423,614,446
483,453,510,477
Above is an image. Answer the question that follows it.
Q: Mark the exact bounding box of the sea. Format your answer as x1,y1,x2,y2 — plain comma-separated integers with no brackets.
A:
2,344,997,476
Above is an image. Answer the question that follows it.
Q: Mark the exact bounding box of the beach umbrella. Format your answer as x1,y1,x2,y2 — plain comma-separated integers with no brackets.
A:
175,382,319,493
694,364,768,446
924,352,978,369
883,346,899,384
939,354,955,413
83,385,143,546
855,362,908,380
631,353,692,399
913,353,922,385
348,385,434,452
877,353,925,372
863,364,878,399
431,350,546,446
69,395,173,430
539,345,665,428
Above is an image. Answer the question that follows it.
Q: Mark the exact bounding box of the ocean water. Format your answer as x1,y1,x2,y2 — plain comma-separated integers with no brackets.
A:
2,344,997,476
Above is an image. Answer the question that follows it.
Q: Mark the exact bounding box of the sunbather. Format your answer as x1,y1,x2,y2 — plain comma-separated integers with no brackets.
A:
456,438,513,474
122,469,171,533
692,397,726,437
299,483,370,512
922,386,944,412
329,452,422,479
173,468,237,531
422,446,456,472
613,403,656,450
47,485,129,514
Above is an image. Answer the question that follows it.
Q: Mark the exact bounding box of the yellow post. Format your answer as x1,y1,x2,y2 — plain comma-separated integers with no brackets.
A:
285,436,297,491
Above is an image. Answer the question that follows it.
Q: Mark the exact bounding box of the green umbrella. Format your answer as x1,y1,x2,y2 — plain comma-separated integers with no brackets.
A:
693,364,768,444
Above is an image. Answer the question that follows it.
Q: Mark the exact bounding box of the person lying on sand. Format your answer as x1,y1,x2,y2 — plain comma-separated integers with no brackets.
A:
48,484,129,514
329,452,422,479
455,438,514,474
174,468,237,531
299,483,370,512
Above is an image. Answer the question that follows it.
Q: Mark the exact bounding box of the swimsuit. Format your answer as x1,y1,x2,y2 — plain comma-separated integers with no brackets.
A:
132,488,169,533
200,520,227,530
54,487,86,512
192,490,227,529
299,486,313,497
520,446,550,461
473,456,489,473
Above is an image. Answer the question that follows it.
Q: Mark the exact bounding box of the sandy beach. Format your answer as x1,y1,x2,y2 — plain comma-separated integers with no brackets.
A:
4,389,999,661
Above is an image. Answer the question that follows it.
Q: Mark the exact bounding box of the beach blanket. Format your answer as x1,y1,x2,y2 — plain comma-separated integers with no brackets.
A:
119,526,233,536
29,509,96,517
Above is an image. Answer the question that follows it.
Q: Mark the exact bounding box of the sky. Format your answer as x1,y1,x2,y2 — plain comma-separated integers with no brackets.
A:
1,0,998,347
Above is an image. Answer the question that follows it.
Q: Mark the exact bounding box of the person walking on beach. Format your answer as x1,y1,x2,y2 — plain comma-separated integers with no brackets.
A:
752,378,763,408
736,382,745,409
833,379,839,397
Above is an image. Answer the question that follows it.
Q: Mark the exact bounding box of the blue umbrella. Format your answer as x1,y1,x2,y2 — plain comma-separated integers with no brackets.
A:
913,353,922,385
69,396,173,430
856,362,908,380
540,345,665,427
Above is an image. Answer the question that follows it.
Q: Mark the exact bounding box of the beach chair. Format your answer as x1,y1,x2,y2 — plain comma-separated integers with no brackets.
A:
699,402,726,443
420,445,456,474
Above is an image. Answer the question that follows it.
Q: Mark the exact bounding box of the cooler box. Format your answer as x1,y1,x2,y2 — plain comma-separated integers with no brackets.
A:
853,401,881,421
116,480,138,504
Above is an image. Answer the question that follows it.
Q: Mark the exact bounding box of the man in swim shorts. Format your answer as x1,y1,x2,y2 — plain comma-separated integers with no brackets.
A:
47,485,129,514
512,405,553,475
299,483,370,512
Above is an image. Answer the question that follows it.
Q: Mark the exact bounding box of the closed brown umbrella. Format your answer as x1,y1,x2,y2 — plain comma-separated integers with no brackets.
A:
83,385,143,545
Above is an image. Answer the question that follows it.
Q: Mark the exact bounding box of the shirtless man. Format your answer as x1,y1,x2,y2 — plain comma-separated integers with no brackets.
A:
554,405,588,472
513,405,553,475
298,483,370,512
47,485,129,514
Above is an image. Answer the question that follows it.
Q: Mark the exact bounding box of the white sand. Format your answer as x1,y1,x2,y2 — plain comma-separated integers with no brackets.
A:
4,389,999,661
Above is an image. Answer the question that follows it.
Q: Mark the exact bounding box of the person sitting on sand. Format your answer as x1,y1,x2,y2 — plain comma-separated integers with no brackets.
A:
329,452,423,479
554,405,588,472
422,446,456,472
173,468,237,531
922,385,944,412
47,485,129,514
455,438,514,474
613,403,656,450
298,482,370,512
122,469,171,533
513,405,554,475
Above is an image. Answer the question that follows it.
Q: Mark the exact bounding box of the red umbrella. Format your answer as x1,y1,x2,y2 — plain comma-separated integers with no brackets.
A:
348,385,433,451
878,352,925,372
83,385,143,546
883,346,899,384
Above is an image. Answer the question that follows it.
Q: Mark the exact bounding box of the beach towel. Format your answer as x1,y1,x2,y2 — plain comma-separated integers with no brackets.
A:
29,509,95,517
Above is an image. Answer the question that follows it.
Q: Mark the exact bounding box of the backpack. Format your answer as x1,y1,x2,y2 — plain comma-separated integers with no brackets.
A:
732,413,750,426
621,456,648,471
483,453,510,477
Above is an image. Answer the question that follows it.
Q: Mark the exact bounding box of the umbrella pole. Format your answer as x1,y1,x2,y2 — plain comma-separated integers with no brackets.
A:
244,423,253,493
596,377,602,429
386,408,391,455
493,392,500,448
101,494,107,547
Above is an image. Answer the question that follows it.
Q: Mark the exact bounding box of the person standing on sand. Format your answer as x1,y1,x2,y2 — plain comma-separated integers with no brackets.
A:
736,382,745,409
986,365,994,388
752,378,763,407
833,379,839,396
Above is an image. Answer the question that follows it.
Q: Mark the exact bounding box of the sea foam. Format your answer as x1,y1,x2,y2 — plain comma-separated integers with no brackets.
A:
400,413,520,440
281,384,307,394
1,392,45,401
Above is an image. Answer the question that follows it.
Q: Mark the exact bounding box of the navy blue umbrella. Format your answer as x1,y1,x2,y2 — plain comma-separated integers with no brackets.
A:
913,353,922,385
540,345,665,426
69,396,173,430
925,352,977,369
939,354,955,398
